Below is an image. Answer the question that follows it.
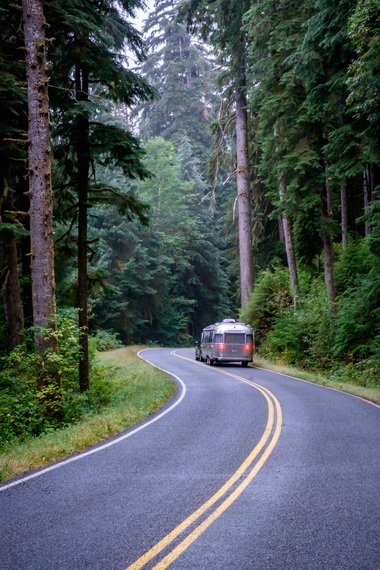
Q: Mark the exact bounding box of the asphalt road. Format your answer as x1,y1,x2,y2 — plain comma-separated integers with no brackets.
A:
1,348,379,570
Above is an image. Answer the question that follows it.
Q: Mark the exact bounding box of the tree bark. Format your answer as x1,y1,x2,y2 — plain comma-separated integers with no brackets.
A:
1,240,25,348
279,171,299,302
369,163,380,199
340,177,348,250
364,165,371,237
20,177,34,333
0,195,25,349
274,123,298,302
235,86,253,308
23,0,59,387
76,61,90,392
323,162,336,312
0,165,25,349
278,218,285,244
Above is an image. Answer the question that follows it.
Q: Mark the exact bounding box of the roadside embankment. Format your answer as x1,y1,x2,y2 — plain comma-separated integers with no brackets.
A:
0,347,175,484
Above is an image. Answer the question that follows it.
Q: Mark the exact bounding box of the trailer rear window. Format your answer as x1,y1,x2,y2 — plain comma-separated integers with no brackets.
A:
203,331,212,343
224,333,246,344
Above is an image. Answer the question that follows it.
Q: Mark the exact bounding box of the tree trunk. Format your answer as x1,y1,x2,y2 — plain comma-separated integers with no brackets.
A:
235,86,253,308
76,61,90,392
340,177,348,250
0,165,25,349
20,178,34,333
0,194,25,349
278,218,285,244
364,165,371,237
279,171,299,302
369,163,380,199
1,239,25,349
323,162,336,312
23,0,59,388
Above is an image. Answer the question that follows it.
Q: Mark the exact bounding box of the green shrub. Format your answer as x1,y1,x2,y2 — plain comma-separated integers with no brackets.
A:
260,277,334,369
329,355,380,387
90,329,123,352
0,311,116,448
334,265,380,362
334,239,374,294
0,312,7,359
247,243,380,382
240,265,293,341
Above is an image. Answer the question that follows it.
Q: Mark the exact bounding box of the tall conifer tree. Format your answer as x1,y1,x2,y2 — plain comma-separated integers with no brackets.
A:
23,0,60,388
0,2,27,350
244,0,312,302
292,0,358,310
181,0,254,308
45,0,154,390
137,0,216,166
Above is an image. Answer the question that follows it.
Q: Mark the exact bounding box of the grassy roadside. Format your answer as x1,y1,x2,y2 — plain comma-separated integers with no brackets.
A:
2,348,378,485
252,356,380,405
0,347,175,484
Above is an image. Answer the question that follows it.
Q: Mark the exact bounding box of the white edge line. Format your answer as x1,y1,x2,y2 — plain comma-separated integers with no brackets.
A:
0,349,186,492
252,365,380,408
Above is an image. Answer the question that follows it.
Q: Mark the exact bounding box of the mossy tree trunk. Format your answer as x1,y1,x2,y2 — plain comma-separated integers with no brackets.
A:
0,180,25,349
23,0,60,389
235,85,253,309
340,177,348,250
323,162,336,313
76,59,90,392
279,171,299,302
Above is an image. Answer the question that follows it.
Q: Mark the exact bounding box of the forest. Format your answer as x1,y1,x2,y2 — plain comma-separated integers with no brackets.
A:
0,0,379,445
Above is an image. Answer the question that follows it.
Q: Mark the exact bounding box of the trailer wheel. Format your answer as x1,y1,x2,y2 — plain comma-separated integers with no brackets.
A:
207,356,214,366
241,361,248,367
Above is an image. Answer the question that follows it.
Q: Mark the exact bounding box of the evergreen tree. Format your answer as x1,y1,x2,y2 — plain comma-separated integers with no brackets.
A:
23,0,60,389
140,137,231,337
245,0,359,311
244,0,314,301
89,204,176,345
136,0,216,164
293,0,358,310
181,0,254,308
347,0,380,126
0,2,27,350
44,0,154,390
346,0,380,210
88,138,231,343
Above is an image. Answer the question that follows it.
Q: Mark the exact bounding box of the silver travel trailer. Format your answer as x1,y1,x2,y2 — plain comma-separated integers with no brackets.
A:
195,319,255,366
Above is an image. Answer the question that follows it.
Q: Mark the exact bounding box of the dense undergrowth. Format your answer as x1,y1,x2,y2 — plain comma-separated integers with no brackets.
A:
241,239,380,390
0,313,133,450
0,344,175,483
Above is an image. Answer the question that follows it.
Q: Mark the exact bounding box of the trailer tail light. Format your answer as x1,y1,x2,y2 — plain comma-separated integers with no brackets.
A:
245,344,251,351
219,344,224,350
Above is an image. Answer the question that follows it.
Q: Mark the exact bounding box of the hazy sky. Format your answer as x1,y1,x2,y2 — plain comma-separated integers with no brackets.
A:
133,0,154,30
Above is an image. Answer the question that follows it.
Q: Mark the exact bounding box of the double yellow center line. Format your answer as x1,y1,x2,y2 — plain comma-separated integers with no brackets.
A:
126,351,282,570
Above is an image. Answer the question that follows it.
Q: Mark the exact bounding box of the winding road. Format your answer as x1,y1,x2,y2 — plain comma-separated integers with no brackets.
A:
1,348,379,569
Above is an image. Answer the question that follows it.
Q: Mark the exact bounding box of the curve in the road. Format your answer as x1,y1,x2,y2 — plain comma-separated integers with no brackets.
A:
126,350,282,570
0,353,186,493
